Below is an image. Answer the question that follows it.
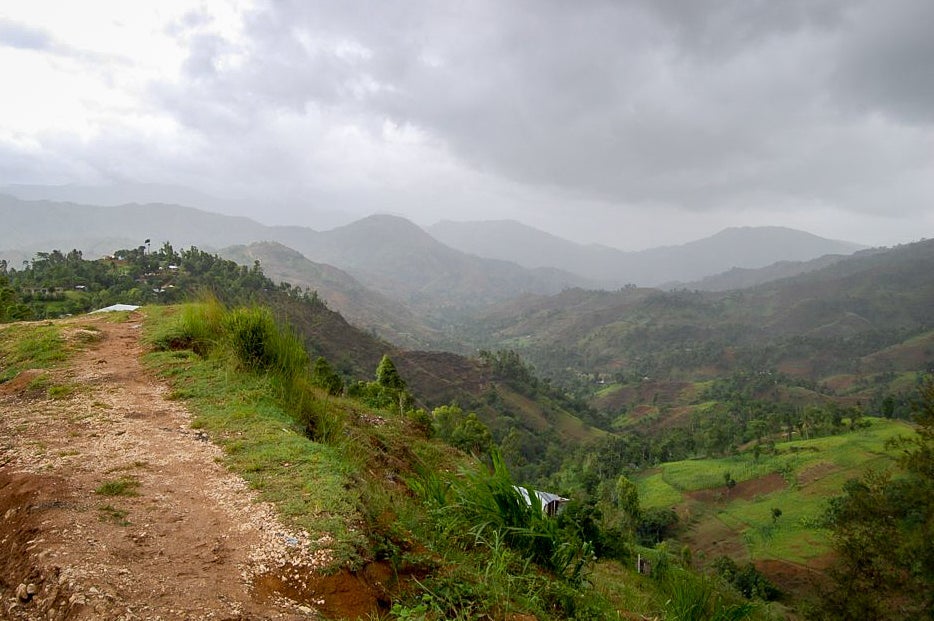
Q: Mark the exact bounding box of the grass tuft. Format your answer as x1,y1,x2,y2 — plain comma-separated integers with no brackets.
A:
98,504,131,526
95,476,141,497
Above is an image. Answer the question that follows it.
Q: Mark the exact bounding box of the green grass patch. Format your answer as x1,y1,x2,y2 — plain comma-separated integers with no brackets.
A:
71,325,104,345
0,322,69,382
95,476,141,497
590,561,658,617
722,488,830,563
638,418,915,568
48,383,77,399
646,418,911,496
638,471,685,508
594,382,623,399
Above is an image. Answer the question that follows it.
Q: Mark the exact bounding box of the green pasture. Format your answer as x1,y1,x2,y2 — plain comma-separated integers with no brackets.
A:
636,417,915,564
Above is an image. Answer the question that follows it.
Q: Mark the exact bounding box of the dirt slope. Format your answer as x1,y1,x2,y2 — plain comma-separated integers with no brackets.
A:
0,314,331,620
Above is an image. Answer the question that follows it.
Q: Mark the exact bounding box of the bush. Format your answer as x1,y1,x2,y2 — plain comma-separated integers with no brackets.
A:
293,381,345,443
310,356,344,396
711,555,780,601
419,451,594,582
223,306,307,379
637,507,680,545
149,301,339,441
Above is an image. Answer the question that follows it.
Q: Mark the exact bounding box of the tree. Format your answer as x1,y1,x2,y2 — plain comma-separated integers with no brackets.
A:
0,273,30,322
614,475,641,526
712,555,780,601
432,404,493,456
346,355,412,413
432,404,464,442
376,355,405,391
636,507,679,545
814,378,934,619
311,357,343,396
450,412,493,456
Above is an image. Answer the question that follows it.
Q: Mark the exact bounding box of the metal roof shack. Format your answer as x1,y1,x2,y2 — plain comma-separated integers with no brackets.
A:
514,486,570,517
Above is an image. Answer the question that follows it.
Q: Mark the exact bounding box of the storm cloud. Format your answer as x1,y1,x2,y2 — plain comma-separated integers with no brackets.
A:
1,0,932,248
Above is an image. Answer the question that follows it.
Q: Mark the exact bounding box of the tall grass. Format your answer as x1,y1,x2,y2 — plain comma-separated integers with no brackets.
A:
221,306,307,378
147,297,226,356
415,451,594,583
147,299,345,441
661,569,755,621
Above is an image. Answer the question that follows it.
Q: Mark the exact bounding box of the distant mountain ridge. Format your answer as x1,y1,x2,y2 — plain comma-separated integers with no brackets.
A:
218,241,454,350
428,220,867,287
0,195,265,252
456,237,934,383
0,196,591,316
0,182,354,231
1,194,870,321
672,251,884,291
282,214,593,312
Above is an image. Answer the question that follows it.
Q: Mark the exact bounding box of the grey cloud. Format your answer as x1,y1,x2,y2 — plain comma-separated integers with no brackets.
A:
40,0,933,237
636,0,851,60
832,0,934,123
182,33,228,79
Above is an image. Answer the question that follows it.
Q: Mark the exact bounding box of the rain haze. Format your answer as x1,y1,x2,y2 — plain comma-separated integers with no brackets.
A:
1,0,932,250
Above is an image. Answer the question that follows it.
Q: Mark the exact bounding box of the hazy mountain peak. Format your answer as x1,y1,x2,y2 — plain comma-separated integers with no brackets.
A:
330,213,442,252
345,212,428,231
428,219,867,287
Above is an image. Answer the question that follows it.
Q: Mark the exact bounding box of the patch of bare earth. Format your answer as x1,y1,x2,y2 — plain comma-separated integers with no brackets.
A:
755,557,834,600
680,474,788,568
0,313,347,620
686,472,786,504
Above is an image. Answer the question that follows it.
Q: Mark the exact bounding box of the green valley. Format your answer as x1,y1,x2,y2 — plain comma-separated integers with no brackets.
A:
2,236,932,619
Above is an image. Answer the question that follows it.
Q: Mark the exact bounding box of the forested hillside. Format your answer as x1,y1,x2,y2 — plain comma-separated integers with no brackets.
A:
460,237,934,398
0,243,606,482
219,241,452,351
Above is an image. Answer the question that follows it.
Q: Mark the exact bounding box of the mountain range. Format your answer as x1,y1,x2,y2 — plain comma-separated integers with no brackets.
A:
454,236,934,390
218,241,451,351
428,219,866,287
1,193,874,339
0,182,354,231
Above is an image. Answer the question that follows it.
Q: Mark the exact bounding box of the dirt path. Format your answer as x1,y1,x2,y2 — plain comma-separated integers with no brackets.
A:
0,313,330,620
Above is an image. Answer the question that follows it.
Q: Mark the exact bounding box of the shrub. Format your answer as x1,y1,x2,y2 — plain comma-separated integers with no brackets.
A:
223,306,306,378
421,451,594,582
310,356,344,396
711,555,781,601
637,507,680,545
292,381,345,443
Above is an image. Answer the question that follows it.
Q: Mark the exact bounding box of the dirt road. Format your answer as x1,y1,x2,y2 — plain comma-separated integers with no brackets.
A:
0,314,330,620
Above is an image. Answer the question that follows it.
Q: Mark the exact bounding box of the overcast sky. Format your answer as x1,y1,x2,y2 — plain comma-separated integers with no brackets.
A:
1,0,932,250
